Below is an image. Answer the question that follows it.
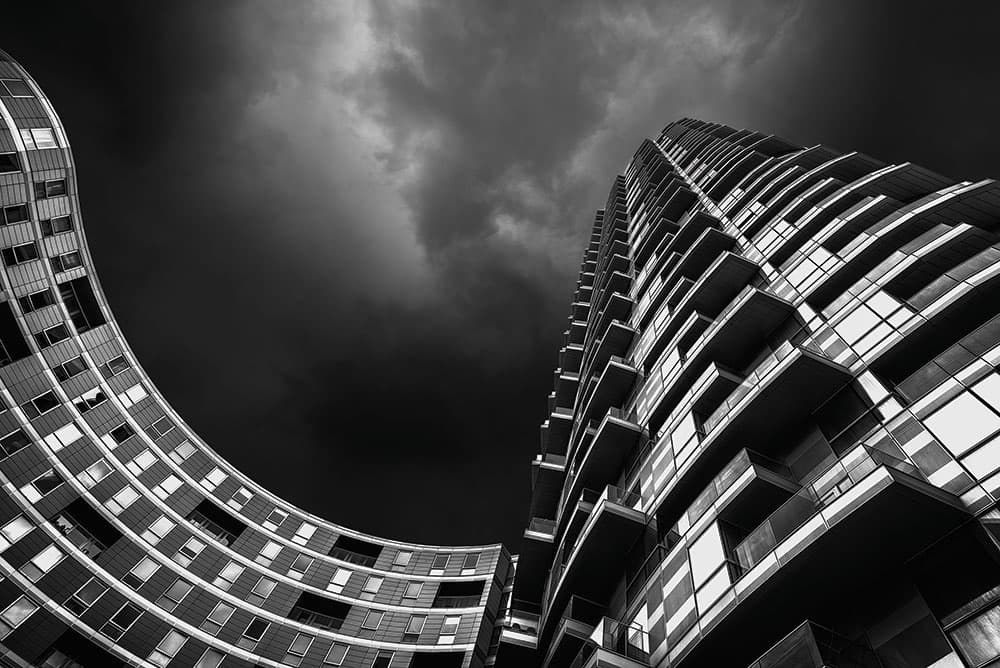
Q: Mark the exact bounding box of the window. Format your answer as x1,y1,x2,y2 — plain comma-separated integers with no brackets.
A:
123,556,159,589
148,629,186,667
153,474,183,500
361,610,384,630
439,615,461,644
104,354,130,376
324,643,350,666
393,550,413,568
20,544,63,582
43,422,82,451
65,578,107,616
361,575,383,601
17,289,54,313
201,601,235,636
284,632,314,667
0,515,33,551
288,553,313,580
2,242,38,266
430,554,450,575
53,355,87,381
173,536,205,567
689,524,727,588
41,215,73,237
156,578,193,612
101,602,142,640
256,540,282,566
194,649,226,668
1,204,29,225
327,567,352,593
238,618,269,650
0,596,37,638
0,79,31,97
263,507,288,531
106,423,135,447
34,179,67,199
403,581,423,600
21,390,59,419
77,458,112,489
34,323,70,349
0,153,19,174
73,387,107,412
925,390,1000,457
126,448,157,475
51,251,82,273
293,521,316,546
118,382,148,408
201,466,227,491
141,515,175,545
213,560,244,591
169,440,196,464
247,576,276,606
20,468,63,502
950,602,1000,666
405,614,426,638
20,129,57,150
0,428,30,458
227,486,252,511
462,553,480,575
150,417,173,437
372,651,394,668
105,485,139,515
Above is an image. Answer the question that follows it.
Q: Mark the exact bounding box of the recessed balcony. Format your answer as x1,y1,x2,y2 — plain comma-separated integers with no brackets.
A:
542,597,606,668
568,617,651,668
670,448,968,667
542,486,646,644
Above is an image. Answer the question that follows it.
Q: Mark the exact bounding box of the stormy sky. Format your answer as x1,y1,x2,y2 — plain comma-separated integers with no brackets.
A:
2,1,999,546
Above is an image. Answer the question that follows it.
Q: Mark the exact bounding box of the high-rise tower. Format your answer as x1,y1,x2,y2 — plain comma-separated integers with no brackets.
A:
499,118,1000,667
0,51,510,668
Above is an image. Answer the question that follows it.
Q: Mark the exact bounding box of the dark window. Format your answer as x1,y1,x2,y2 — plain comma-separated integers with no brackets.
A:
0,153,19,174
17,289,54,314
372,651,394,668
186,499,247,546
54,355,88,382
2,242,39,266
288,592,351,631
103,355,130,376
22,390,59,419
329,535,382,567
34,323,70,349
0,79,32,97
0,429,30,458
109,424,134,444
34,469,64,495
33,179,67,199
51,251,82,273
1,204,29,226
41,215,73,237
432,580,485,608
410,652,466,668
0,302,31,365
58,277,106,332
51,498,123,558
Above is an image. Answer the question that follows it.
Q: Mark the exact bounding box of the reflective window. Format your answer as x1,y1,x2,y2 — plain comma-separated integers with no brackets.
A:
925,391,1000,457
950,603,1000,666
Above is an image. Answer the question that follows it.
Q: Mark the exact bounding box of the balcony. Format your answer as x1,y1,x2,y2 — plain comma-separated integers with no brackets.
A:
554,370,580,409
576,356,638,426
568,617,651,668
669,447,968,667
514,519,558,607
746,621,880,668
563,410,644,522
586,293,634,351
568,320,587,345
543,597,606,668
560,344,584,373
531,454,566,521
582,321,635,382
542,487,646,643
541,407,574,456
497,607,542,667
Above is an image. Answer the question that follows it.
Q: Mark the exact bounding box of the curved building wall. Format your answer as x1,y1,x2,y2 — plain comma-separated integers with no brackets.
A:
0,52,509,668
504,118,1000,667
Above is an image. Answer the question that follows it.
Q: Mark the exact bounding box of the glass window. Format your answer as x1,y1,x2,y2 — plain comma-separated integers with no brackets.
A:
0,515,32,550
925,391,1000,457
292,522,316,545
41,214,72,236
393,550,412,567
148,629,186,667
247,576,276,605
324,643,350,666
123,556,158,589
156,579,192,611
213,560,244,591
284,632,314,666
405,614,426,635
950,602,1000,666
964,435,1000,479
689,523,726,588
201,601,235,636
404,581,423,599
169,440,197,463
361,610,383,630
361,575,383,600
20,544,63,582
431,554,450,574
328,567,352,593
372,650,394,668
194,649,226,668
0,596,37,635
0,79,31,97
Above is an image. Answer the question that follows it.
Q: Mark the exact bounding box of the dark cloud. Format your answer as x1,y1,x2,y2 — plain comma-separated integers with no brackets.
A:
1,0,998,545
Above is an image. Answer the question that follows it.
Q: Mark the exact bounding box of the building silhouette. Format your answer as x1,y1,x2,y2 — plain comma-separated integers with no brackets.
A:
498,118,1000,667
0,51,510,668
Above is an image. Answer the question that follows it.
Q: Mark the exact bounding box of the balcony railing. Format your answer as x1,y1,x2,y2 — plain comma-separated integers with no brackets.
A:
734,445,923,572
567,617,651,668
746,621,881,668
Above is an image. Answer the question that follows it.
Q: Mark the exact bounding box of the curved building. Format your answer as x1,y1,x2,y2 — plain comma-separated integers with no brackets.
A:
502,118,1000,667
0,52,510,668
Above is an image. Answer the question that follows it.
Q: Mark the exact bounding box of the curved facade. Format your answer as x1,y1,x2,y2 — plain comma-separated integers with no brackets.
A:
0,52,510,668
502,118,1000,667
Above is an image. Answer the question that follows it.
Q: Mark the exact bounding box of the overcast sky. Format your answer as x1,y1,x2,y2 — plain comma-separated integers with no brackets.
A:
2,1,999,546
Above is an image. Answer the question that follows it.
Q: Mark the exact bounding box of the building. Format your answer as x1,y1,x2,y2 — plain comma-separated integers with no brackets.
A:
499,118,1000,668
0,52,511,668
